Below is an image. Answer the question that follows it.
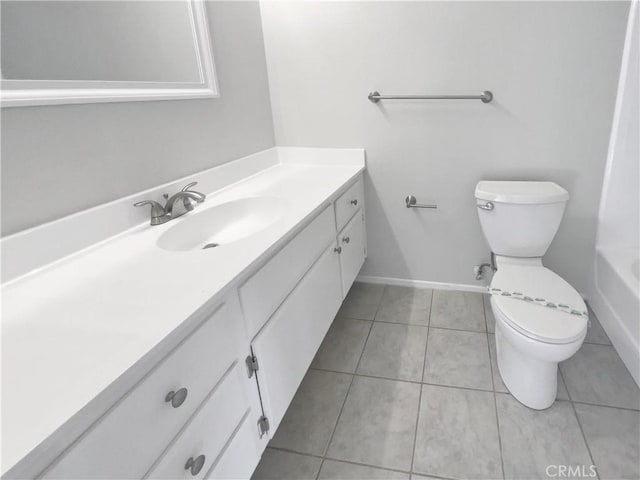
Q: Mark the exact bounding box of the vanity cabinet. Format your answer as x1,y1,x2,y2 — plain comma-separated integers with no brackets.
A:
20,173,366,480
243,175,366,439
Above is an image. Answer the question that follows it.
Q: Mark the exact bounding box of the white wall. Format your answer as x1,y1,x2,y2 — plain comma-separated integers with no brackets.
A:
260,1,629,292
1,1,275,236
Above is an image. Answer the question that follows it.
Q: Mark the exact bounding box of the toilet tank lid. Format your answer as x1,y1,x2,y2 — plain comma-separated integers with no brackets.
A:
475,181,569,204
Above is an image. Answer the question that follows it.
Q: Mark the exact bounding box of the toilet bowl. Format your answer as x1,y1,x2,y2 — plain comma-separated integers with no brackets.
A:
475,181,587,409
490,258,587,409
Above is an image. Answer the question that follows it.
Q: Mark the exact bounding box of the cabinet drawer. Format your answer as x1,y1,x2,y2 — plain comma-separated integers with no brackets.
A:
43,301,243,480
338,212,366,297
334,178,363,232
251,243,343,433
239,205,336,337
146,361,258,480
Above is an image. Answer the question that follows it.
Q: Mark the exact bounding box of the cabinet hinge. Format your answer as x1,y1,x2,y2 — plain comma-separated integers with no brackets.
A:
257,415,270,438
245,355,259,378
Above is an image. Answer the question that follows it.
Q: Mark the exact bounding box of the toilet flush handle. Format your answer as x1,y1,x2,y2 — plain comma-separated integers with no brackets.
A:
477,201,494,211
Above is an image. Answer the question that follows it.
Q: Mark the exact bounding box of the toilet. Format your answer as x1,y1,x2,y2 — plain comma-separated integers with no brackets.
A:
475,181,588,410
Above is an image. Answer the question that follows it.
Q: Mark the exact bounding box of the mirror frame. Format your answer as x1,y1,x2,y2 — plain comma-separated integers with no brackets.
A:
0,0,218,108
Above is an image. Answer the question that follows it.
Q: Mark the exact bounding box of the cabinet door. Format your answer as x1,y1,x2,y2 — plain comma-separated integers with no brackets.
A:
205,412,262,480
338,211,366,297
250,243,343,433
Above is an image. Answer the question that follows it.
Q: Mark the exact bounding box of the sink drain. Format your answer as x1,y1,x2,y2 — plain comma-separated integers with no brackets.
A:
202,243,220,250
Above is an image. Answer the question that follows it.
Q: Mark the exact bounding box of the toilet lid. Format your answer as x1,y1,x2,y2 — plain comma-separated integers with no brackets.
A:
490,265,587,344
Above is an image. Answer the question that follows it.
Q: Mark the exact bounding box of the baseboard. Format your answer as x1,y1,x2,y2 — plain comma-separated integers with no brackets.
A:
356,275,487,293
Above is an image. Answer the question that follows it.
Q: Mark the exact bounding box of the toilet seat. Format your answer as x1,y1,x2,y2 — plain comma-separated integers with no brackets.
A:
490,265,587,344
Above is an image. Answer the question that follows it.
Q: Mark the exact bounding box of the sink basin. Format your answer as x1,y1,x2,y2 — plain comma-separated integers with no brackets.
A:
157,197,287,252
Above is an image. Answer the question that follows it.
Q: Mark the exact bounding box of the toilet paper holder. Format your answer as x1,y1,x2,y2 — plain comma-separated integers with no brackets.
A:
405,195,437,209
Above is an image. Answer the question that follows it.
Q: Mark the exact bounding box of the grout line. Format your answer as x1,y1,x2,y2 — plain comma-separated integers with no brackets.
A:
484,296,506,480
570,400,640,412
266,446,325,460
371,318,430,328
371,318,487,334
321,455,411,475
308,366,495,393
334,315,375,324
409,473,460,480
409,290,434,475
427,324,488,335
559,368,601,480
315,458,325,480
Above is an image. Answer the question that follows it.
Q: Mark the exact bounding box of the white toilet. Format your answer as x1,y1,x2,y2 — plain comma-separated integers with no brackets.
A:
475,181,588,410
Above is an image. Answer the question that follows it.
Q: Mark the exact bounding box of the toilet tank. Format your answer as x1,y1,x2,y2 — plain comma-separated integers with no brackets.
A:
475,181,569,257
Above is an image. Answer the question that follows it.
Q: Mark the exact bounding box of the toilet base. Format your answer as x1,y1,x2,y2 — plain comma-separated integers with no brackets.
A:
494,314,585,410
496,327,558,410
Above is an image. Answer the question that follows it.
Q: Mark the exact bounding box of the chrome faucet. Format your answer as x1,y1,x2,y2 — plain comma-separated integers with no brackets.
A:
134,181,206,226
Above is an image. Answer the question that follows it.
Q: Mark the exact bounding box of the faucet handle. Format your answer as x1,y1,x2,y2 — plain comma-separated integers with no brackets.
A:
181,181,206,203
181,181,198,192
134,200,169,225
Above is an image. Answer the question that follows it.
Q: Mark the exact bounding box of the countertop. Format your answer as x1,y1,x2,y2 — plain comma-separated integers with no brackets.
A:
1,156,364,475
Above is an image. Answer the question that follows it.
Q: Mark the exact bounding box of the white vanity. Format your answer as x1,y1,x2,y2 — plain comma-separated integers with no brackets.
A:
1,147,366,479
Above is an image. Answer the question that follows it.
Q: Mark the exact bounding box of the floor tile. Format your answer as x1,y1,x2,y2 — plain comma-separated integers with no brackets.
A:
490,334,573,401
413,384,502,479
318,460,409,479
312,317,372,373
375,286,432,325
251,449,322,480
574,403,640,480
270,370,352,456
357,322,428,382
327,376,420,471
338,282,385,320
496,394,593,480
484,294,495,333
584,309,611,345
430,290,485,332
423,328,492,390
560,343,640,410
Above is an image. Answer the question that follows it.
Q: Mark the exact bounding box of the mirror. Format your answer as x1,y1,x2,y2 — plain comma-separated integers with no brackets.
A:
0,0,218,107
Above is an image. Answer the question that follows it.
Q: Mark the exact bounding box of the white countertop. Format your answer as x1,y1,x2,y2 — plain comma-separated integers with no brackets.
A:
1,150,363,474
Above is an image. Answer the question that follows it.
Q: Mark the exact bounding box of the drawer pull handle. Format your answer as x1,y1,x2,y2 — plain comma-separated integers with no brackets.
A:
342,236,350,244
334,246,342,254
350,199,358,206
165,387,188,408
185,455,206,476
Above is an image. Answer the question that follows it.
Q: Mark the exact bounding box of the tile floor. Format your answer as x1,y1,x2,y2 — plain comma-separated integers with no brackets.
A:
252,283,640,480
